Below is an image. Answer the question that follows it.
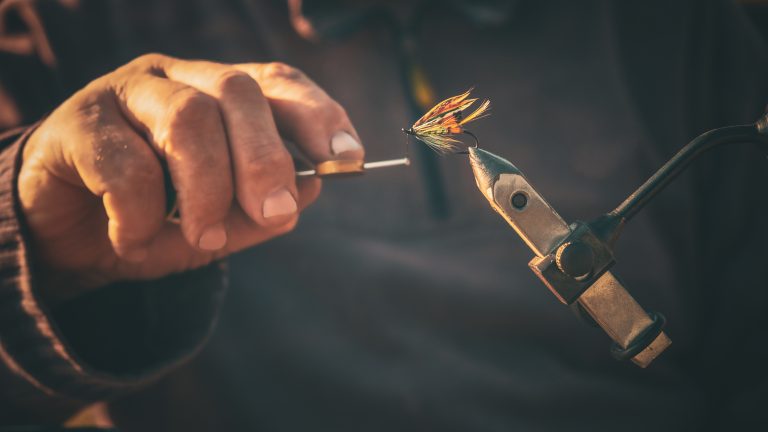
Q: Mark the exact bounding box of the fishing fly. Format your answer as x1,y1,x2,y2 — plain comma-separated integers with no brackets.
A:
403,88,491,154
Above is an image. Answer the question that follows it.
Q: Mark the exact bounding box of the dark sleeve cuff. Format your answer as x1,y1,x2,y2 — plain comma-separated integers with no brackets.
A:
0,126,226,421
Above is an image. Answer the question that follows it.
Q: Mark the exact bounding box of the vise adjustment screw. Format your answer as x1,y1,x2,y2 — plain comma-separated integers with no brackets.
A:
555,241,594,281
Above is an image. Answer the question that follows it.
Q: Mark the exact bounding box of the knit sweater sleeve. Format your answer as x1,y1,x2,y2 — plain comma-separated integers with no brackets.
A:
0,126,227,425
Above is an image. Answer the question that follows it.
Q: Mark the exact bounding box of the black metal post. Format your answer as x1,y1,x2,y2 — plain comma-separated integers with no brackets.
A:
591,116,768,246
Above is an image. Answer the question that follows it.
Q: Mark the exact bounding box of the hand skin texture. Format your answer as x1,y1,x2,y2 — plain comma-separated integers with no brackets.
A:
18,54,364,304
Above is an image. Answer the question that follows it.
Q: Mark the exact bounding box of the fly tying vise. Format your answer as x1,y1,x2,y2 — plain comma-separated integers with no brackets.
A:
467,113,768,367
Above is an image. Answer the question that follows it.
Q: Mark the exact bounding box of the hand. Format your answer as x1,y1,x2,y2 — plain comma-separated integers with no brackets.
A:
18,54,364,303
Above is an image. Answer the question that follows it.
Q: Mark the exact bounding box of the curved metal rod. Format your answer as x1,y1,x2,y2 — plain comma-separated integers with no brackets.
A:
610,122,767,222
588,117,768,246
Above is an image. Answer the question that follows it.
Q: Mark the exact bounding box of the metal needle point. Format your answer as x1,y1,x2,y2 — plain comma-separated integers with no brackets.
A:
296,157,411,177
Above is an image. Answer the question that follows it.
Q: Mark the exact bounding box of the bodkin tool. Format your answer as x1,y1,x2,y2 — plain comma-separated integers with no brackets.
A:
296,157,411,178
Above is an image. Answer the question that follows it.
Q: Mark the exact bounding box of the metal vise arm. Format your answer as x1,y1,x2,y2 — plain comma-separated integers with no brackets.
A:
469,148,670,367
468,113,768,367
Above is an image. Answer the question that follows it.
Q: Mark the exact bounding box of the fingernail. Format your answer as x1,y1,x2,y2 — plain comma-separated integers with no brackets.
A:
199,223,227,250
330,131,362,155
262,188,297,218
124,247,148,262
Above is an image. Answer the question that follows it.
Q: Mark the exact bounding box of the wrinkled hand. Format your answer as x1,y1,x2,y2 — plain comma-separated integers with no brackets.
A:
19,54,363,302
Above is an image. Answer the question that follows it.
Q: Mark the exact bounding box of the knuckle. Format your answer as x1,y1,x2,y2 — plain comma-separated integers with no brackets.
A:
243,148,292,178
213,70,259,96
72,94,115,128
164,88,219,133
260,62,305,81
331,100,349,119
102,150,161,193
159,90,226,160
290,91,346,127
132,52,168,68
118,152,161,183
322,99,348,124
171,89,218,119
82,74,113,94
117,53,172,78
